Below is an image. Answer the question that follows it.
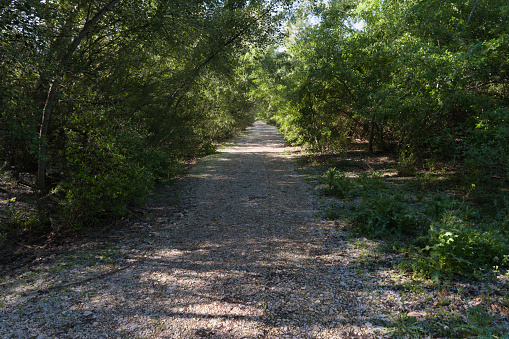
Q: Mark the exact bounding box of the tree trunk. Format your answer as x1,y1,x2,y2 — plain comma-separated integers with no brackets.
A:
37,78,58,190
466,0,479,26
368,117,375,155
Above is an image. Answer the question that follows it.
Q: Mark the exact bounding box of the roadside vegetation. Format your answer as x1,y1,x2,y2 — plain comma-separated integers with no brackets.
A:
293,148,509,337
248,1,509,334
0,0,290,248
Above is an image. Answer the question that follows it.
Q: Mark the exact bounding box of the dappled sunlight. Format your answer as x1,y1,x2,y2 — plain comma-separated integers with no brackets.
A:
0,122,378,338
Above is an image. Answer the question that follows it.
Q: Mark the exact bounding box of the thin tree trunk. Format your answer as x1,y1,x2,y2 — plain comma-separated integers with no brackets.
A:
37,78,58,190
368,117,375,155
466,0,479,26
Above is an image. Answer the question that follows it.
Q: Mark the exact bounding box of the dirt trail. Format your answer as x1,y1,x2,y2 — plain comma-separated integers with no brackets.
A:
0,121,380,338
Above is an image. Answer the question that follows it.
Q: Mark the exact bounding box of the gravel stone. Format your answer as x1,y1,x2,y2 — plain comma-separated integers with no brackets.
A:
0,122,385,338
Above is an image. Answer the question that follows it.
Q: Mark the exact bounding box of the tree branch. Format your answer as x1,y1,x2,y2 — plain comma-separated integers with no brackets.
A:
466,0,479,27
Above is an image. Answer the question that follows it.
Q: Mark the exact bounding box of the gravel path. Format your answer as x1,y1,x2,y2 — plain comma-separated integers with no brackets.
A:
0,121,382,338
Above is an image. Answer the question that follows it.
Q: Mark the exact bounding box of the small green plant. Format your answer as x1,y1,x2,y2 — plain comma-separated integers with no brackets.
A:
1,198,48,245
423,211,509,276
397,148,418,177
351,194,424,237
416,171,440,190
324,204,342,219
356,171,387,195
427,193,458,221
323,169,386,199
323,168,354,199
466,305,492,329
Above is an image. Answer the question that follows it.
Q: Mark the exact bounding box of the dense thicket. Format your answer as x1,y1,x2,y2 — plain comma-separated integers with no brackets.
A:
253,0,508,182
1,0,290,231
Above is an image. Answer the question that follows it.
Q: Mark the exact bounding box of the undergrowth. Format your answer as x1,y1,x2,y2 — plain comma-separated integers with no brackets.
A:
311,155,509,337
320,166,509,279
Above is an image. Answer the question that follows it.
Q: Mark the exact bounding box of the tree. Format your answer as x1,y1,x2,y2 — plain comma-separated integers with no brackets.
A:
1,0,293,229
37,0,123,191
256,0,508,179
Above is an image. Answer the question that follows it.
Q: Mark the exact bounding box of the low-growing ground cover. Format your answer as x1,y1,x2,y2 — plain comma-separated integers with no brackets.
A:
294,146,509,337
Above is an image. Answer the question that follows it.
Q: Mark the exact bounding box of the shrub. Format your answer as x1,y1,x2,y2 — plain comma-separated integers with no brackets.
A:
324,202,343,220
323,168,354,199
1,199,48,245
426,193,458,221
58,124,156,228
356,171,387,195
397,148,418,177
323,168,386,199
423,211,509,275
351,194,425,237
460,108,509,182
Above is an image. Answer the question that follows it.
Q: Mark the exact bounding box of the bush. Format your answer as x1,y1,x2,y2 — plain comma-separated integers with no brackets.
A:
323,168,354,198
460,108,509,182
351,194,425,237
423,211,509,275
426,193,459,221
1,198,49,245
58,123,156,228
356,171,387,195
397,148,418,177
323,168,387,199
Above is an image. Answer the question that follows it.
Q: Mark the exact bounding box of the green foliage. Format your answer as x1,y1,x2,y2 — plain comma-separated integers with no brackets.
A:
423,212,509,276
323,168,354,198
355,171,387,195
1,198,48,246
461,305,500,337
324,202,343,220
389,303,508,338
254,0,509,186
351,193,424,237
322,164,509,277
323,168,387,199
1,0,290,233
426,193,459,221
396,148,418,177
461,107,509,182
58,119,154,226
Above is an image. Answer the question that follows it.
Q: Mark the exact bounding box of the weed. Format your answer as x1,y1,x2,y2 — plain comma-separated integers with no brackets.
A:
426,193,458,221
324,204,342,219
351,193,424,237
422,211,509,276
390,313,429,337
323,168,354,199
356,171,387,194
397,148,418,177
1,198,48,245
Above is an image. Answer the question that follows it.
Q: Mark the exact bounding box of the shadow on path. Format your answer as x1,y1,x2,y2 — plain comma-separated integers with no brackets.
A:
0,122,376,338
